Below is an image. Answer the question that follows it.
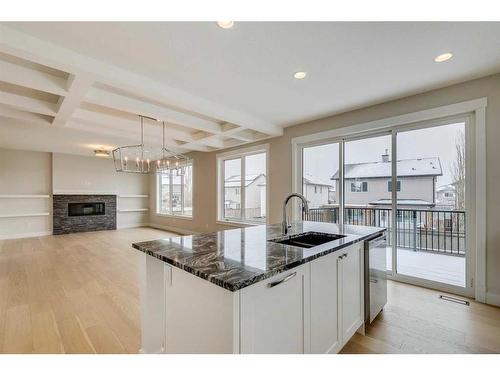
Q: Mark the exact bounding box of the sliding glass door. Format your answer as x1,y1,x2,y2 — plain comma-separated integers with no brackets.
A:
299,117,472,296
395,121,468,290
343,134,393,270
301,142,340,223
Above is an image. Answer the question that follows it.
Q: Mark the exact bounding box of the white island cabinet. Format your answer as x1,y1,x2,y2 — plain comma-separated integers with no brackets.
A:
310,241,364,353
240,264,311,354
138,241,364,354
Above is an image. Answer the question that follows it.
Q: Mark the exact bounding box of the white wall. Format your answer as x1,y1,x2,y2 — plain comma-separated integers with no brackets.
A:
0,148,151,239
52,153,150,229
0,148,52,239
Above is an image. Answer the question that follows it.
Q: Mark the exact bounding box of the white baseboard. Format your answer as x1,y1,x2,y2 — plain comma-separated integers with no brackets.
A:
0,224,196,240
117,222,149,230
0,231,52,240
138,347,164,354
147,222,198,235
486,292,500,307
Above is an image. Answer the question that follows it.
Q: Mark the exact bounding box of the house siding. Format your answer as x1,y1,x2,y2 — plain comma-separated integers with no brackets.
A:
334,176,435,205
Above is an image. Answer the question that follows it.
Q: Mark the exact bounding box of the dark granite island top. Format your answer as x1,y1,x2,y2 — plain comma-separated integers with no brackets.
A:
132,221,385,292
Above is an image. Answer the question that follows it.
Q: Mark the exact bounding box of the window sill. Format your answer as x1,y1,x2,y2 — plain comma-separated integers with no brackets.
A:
216,220,264,228
156,213,193,221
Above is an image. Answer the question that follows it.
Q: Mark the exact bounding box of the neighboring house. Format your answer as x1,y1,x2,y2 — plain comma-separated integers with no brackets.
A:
224,173,266,217
303,173,336,208
436,184,456,208
331,153,442,208
160,175,182,208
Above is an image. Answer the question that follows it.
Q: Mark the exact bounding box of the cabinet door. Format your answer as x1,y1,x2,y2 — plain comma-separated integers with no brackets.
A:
240,265,310,354
165,267,236,353
310,252,342,354
340,243,364,344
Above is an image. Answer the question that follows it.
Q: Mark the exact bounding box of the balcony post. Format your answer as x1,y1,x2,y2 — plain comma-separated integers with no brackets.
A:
413,210,417,251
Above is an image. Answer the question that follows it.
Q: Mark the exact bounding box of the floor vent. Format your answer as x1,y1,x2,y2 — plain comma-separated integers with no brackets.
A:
439,295,470,306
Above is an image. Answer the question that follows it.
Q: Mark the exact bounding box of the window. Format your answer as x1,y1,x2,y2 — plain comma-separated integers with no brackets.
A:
388,180,401,192
157,162,193,217
314,186,318,194
218,147,267,224
444,192,453,198
351,181,368,192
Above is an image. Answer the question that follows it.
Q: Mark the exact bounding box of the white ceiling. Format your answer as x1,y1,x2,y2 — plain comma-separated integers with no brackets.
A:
0,22,499,157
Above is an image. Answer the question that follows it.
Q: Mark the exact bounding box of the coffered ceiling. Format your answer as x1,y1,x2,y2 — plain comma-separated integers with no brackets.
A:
0,24,282,156
0,22,499,157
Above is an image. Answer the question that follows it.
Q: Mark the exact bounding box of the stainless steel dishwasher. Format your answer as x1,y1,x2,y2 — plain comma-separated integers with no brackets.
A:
364,233,387,324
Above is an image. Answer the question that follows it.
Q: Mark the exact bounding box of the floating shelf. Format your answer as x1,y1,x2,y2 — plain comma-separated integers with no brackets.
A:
118,208,149,212
0,195,50,199
52,191,117,195
0,212,50,218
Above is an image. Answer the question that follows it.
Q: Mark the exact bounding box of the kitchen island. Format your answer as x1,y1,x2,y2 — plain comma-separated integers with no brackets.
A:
133,221,385,354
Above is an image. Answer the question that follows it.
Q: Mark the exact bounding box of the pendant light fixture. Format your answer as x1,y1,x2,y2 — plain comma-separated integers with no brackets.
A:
112,115,151,174
156,121,190,176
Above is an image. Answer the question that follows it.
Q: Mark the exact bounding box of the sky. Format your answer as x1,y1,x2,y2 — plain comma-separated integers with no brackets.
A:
303,122,465,188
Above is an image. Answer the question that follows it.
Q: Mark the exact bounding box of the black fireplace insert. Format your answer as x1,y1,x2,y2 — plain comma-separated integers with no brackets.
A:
68,202,105,217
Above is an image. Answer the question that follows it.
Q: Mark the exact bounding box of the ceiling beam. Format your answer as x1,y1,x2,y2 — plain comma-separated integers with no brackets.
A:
52,74,95,127
85,87,223,134
71,108,207,146
0,91,57,116
65,120,213,153
0,103,52,125
0,25,283,138
0,59,67,96
182,136,225,150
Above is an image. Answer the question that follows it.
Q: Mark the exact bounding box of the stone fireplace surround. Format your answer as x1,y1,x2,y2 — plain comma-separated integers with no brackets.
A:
53,194,117,235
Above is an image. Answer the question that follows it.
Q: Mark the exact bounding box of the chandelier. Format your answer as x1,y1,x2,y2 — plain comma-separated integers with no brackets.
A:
112,115,151,174
156,121,191,176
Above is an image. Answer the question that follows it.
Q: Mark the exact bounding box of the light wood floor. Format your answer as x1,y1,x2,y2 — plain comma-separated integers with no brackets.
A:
341,282,500,354
1,227,499,354
0,227,174,353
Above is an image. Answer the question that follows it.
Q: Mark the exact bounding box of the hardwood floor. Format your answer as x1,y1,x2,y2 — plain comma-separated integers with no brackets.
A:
1,227,499,354
0,227,174,354
341,281,500,354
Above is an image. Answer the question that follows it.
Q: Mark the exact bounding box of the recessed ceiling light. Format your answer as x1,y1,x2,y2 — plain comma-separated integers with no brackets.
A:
294,71,307,80
217,21,234,29
434,52,453,63
94,149,110,157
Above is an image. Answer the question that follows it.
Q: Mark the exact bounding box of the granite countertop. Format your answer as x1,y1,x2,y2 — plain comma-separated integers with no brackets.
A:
132,221,385,292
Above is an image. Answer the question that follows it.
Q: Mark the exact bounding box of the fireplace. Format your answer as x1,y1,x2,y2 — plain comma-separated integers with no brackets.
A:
53,195,116,235
68,202,105,217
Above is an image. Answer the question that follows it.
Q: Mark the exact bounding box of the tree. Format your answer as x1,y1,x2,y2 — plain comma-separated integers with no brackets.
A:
451,129,466,210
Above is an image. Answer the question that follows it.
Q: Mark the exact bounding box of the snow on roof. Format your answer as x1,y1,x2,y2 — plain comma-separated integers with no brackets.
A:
303,173,334,187
437,184,456,192
331,157,442,179
369,198,434,206
225,173,265,187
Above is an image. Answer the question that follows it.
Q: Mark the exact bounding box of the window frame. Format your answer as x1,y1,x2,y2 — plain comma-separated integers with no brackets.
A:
388,180,401,192
216,144,269,226
351,181,368,193
156,160,193,219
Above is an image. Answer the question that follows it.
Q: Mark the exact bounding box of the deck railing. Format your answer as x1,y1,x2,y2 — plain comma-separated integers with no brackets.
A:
304,206,466,256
